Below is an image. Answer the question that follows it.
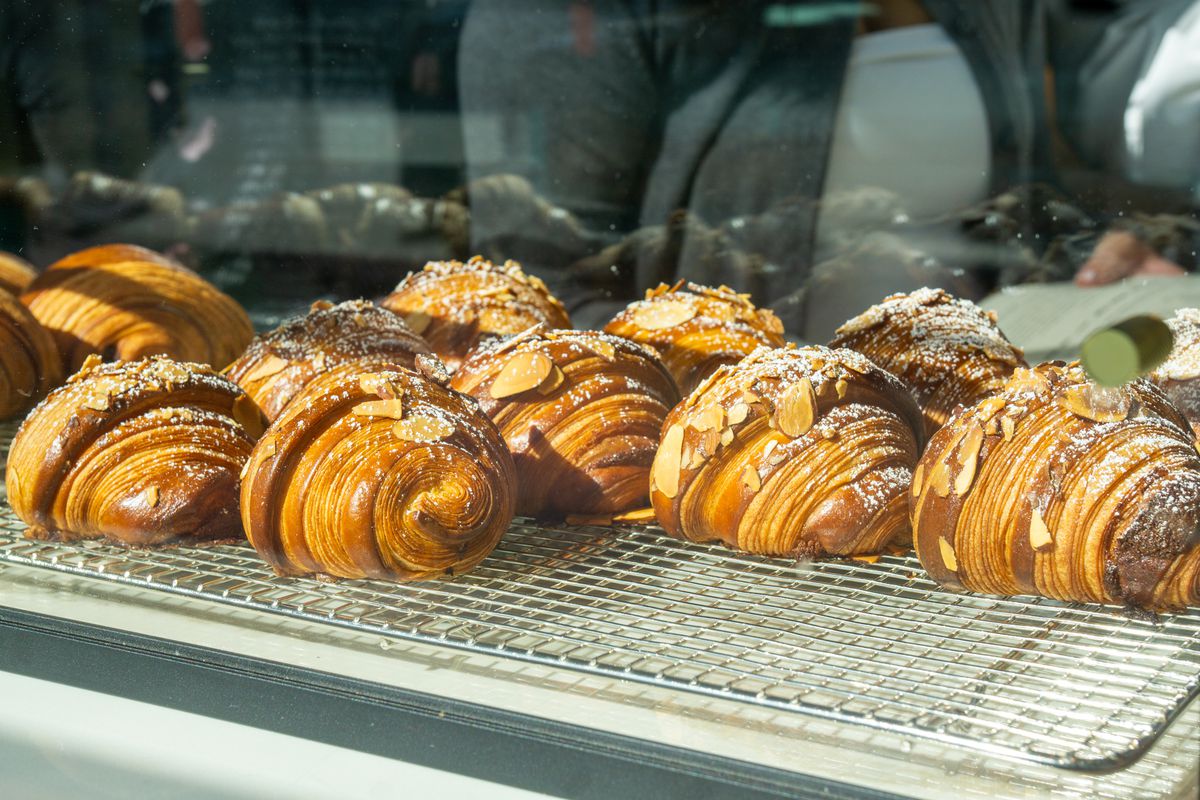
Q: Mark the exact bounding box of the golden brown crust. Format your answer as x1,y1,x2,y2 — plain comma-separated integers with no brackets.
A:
1149,308,1200,438
45,243,177,271
225,299,434,422
830,288,1026,436
650,345,924,557
21,245,253,372
379,256,570,370
0,290,63,418
604,281,786,395
0,251,37,296
911,362,1200,610
240,363,516,581
451,327,679,517
5,356,262,546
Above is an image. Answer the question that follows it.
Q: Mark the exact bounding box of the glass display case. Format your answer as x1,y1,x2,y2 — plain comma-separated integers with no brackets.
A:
1,2,1198,798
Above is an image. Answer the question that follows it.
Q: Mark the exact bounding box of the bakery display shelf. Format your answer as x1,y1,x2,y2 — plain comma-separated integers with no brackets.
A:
0,423,1197,776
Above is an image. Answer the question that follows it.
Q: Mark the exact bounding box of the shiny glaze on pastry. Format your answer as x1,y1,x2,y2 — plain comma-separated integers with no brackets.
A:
604,281,786,394
830,288,1026,436
0,290,63,418
240,363,516,580
451,326,679,517
0,251,37,296
650,345,924,557
6,356,263,546
912,362,1200,610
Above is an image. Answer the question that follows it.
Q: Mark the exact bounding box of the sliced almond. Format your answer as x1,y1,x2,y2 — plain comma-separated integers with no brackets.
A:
352,312,368,327
1001,416,1015,441
613,507,657,525
491,351,554,399
851,554,881,564
912,463,925,497
930,462,951,498
742,464,761,492
537,364,566,395
80,353,105,373
415,353,451,385
954,423,984,496
741,388,758,406
245,354,289,383
777,377,817,438
310,299,334,312
311,351,328,371
692,405,725,432
584,339,616,361
403,310,433,335
260,436,277,459
720,427,734,448
653,424,685,499
144,486,159,508
1059,384,1130,424
631,300,696,331
239,458,252,481
985,417,999,436
353,399,406,419
232,394,265,438
393,415,454,443
939,537,958,572
834,379,848,399
1029,506,1053,550
82,394,110,412
701,428,720,456
977,396,1006,418
986,309,999,324
836,307,886,335
727,402,750,426
763,439,779,460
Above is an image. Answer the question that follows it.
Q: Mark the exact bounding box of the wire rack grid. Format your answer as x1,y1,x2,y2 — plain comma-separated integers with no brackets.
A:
0,423,1197,774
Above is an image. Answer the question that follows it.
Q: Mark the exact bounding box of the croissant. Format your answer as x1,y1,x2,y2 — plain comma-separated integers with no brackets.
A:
240,363,516,580
44,242,177,271
0,251,37,296
5,356,264,546
1149,308,1200,437
224,299,435,422
380,256,570,370
650,346,924,557
829,288,1026,436
604,281,786,394
911,362,1200,610
0,290,63,418
22,245,253,372
450,327,679,517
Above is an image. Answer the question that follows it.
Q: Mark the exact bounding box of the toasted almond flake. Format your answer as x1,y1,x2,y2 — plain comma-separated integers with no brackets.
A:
239,458,251,480
613,507,657,524
1059,384,1130,423
985,417,999,436
538,364,566,395
727,402,749,426
143,486,159,508
836,307,886,335
1029,506,1053,550
939,537,958,571
653,424,685,498
82,394,110,412
80,353,104,373
834,379,848,399
742,464,761,491
930,462,951,498
310,299,334,311
403,310,433,334
353,398,406,419
232,394,265,438
311,352,328,371
692,405,725,432
912,463,925,497
851,554,881,564
245,354,289,383
763,439,779,460
584,339,616,361
415,353,450,385
720,427,734,447
986,309,999,324
631,300,697,331
1001,416,1015,441
977,396,1006,417
777,377,817,438
261,437,277,459
954,423,984,495
491,351,554,398
393,415,454,442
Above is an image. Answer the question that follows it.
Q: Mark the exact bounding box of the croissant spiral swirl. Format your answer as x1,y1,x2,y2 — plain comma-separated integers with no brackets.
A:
0,251,37,296
604,281,786,395
1149,308,1200,438
830,288,1026,436
912,363,1200,610
22,244,253,372
240,364,516,580
225,299,434,422
650,346,924,557
451,327,679,517
6,356,264,546
380,256,570,370
0,290,63,418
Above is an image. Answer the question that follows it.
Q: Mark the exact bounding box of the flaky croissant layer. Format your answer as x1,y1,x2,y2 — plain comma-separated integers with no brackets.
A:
912,362,1200,610
241,363,516,581
651,345,924,558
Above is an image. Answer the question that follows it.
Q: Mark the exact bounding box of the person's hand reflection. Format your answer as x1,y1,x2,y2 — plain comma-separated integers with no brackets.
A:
1074,230,1187,286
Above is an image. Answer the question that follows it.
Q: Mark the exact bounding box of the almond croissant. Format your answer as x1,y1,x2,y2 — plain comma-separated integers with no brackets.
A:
912,362,1200,610
6,356,264,546
451,327,679,517
604,281,786,395
240,363,516,580
650,346,924,558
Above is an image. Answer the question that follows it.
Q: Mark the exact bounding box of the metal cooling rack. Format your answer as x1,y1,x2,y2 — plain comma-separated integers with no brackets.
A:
0,424,1197,774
